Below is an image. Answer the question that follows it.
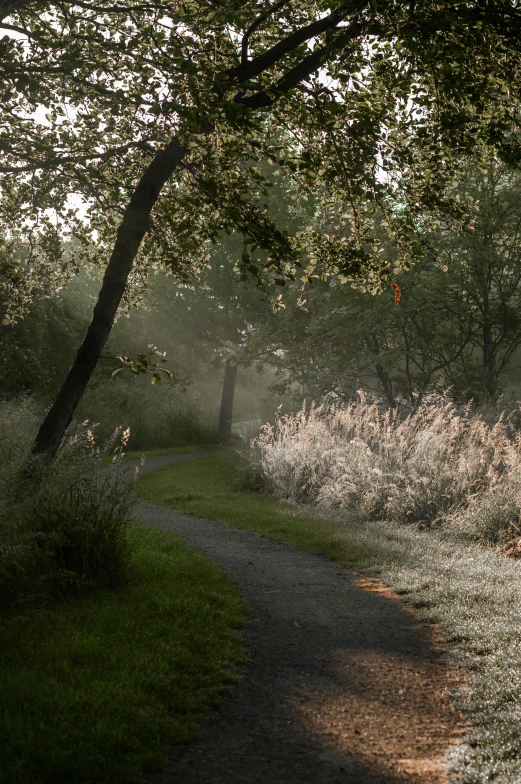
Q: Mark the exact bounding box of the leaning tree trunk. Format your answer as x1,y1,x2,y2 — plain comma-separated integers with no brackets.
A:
218,361,238,441
32,137,186,459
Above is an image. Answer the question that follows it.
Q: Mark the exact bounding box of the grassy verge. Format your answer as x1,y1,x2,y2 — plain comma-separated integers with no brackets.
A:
100,443,221,466
136,453,521,784
136,451,371,563
0,521,245,784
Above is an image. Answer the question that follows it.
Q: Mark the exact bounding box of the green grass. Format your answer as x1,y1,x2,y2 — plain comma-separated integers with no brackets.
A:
136,452,372,564
136,452,521,784
0,522,245,784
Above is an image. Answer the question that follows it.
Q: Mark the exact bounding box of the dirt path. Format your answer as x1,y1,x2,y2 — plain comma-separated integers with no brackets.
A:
131,454,464,784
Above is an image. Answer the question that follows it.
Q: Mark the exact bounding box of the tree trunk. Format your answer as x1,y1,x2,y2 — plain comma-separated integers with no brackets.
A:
481,267,498,400
218,362,237,441
31,137,186,459
482,314,497,399
374,360,395,408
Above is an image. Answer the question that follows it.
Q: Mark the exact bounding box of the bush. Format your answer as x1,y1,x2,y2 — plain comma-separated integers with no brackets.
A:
0,411,133,609
250,393,521,544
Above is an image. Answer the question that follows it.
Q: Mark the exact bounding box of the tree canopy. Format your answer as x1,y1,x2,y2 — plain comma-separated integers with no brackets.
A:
2,1,521,302
1,0,521,455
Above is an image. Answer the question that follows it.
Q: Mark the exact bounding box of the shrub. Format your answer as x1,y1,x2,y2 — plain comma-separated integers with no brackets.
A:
0,412,134,609
251,393,521,543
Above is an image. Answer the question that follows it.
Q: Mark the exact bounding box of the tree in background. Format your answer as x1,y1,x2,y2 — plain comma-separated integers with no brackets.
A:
0,296,86,399
247,276,401,405
250,162,521,407
422,162,521,401
113,235,272,439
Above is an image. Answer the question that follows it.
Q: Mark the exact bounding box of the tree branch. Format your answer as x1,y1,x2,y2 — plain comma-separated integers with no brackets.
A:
0,139,156,174
236,16,377,109
227,0,369,84
241,0,292,66
0,20,43,38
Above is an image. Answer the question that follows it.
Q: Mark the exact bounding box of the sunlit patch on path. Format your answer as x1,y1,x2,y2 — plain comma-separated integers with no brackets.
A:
287,646,463,783
133,454,466,784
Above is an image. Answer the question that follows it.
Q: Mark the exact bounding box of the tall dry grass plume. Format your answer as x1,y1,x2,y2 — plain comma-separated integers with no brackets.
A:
251,393,521,544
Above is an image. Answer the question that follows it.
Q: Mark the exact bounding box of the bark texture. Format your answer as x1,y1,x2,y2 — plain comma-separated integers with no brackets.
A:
32,138,186,458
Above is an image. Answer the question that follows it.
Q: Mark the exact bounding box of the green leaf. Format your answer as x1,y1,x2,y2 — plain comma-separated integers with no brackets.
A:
111,367,125,377
151,373,162,384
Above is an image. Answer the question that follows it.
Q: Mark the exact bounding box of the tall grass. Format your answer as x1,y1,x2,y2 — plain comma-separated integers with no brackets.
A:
0,399,134,609
251,393,521,544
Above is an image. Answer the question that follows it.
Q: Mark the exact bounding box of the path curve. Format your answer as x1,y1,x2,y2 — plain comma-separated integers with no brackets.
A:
131,454,463,784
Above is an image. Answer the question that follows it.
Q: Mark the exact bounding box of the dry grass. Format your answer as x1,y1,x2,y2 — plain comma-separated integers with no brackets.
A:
251,393,521,543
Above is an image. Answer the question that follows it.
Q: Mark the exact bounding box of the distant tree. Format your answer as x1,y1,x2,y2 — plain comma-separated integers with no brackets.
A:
0,296,86,399
252,161,521,406
136,237,271,439
247,276,401,405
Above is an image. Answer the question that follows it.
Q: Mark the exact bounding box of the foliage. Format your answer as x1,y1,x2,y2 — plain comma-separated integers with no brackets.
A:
111,344,173,385
4,0,520,458
1,1,521,321
248,161,521,405
0,522,245,784
0,292,88,397
0,406,133,608
249,393,521,541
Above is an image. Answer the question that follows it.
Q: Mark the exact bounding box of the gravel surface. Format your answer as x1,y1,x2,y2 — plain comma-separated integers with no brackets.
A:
131,454,464,784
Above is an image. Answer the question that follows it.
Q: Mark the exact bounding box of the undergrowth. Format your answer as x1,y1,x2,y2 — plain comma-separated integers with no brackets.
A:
0,399,133,608
77,377,219,450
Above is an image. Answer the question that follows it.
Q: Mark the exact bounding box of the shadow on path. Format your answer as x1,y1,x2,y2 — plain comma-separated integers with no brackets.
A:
131,454,463,784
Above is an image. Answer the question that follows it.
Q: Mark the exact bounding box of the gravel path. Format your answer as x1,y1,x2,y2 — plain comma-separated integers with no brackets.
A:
131,454,463,784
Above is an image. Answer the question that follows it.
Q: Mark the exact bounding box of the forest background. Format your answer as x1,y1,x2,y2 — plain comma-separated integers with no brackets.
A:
4,158,521,448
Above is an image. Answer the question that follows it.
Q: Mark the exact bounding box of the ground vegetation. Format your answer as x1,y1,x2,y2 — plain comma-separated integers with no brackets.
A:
0,520,245,784
0,394,245,783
